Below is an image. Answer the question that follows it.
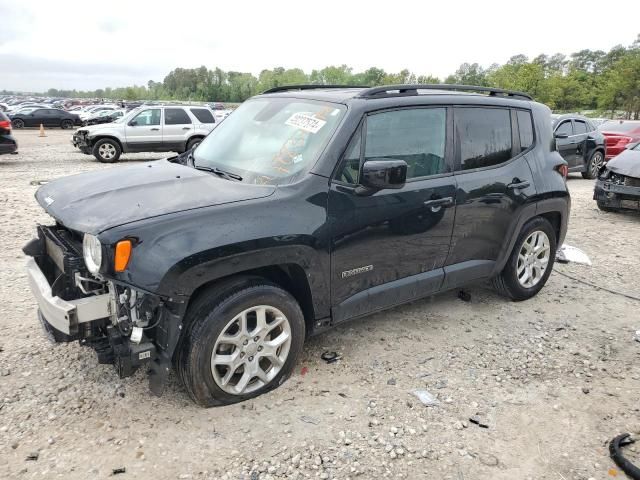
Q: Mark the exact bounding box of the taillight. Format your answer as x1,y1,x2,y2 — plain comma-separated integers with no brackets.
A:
555,164,568,180
0,120,11,131
616,136,632,146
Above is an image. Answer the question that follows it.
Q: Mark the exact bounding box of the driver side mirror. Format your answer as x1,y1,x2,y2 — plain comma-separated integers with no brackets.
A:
128,120,138,127
358,159,407,193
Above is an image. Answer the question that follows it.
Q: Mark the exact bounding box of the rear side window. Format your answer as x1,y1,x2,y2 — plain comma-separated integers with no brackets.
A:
574,120,587,135
364,108,448,179
164,108,191,125
516,110,534,152
190,108,215,124
455,107,512,170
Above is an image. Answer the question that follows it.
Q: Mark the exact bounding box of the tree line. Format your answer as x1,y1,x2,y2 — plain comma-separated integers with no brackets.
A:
10,34,640,118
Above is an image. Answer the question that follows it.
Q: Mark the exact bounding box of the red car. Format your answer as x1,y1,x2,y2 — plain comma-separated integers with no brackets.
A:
599,120,640,160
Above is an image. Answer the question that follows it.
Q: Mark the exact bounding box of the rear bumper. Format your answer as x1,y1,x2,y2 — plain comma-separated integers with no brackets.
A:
594,180,640,211
26,256,113,338
0,133,17,154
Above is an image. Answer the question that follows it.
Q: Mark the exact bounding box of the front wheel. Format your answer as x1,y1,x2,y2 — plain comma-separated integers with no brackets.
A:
186,137,203,151
92,138,121,163
177,279,305,407
492,217,557,301
582,151,604,179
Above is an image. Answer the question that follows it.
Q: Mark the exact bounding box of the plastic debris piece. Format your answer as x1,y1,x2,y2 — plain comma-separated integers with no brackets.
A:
469,415,489,428
26,452,39,461
112,467,126,475
321,351,341,363
556,244,592,265
300,415,320,425
457,290,471,302
609,433,640,479
411,390,439,406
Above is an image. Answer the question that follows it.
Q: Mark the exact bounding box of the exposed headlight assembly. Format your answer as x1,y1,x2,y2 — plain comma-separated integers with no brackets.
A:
83,233,102,274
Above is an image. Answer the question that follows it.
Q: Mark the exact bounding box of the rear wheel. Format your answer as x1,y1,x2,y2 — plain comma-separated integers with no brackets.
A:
582,150,604,179
12,119,24,129
177,279,305,407
92,138,121,163
492,217,556,301
61,119,74,129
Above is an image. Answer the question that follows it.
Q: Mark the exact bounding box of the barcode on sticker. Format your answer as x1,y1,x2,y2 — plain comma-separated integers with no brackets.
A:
139,351,151,360
285,113,326,134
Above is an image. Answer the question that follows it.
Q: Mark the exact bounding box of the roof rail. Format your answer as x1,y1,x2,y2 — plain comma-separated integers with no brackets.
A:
262,84,369,94
357,84,533,101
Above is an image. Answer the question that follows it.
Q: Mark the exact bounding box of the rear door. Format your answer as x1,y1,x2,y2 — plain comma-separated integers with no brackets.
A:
329,107,457,321
124,108,162,151
445,106,536,288
572,119,589,167
554,120,575,165
162,108,193,152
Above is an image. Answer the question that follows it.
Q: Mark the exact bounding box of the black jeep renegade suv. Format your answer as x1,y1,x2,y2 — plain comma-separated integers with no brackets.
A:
24,84,570,406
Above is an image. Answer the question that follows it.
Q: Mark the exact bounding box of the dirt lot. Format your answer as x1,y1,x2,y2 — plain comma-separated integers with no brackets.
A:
1,129,639,480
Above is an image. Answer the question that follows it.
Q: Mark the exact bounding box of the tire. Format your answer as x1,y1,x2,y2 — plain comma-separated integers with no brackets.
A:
492,217,557,301
12,119,24,129
597,200,617,212
61,119,74,129
176,278,305,407
92,138,121,163
186,137,203,151
581,150,604,179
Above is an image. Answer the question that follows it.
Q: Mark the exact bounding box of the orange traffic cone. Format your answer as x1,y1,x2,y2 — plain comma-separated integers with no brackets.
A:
39,124,46,137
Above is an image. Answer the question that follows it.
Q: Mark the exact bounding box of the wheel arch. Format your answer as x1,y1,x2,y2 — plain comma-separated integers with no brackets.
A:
185,263,317,338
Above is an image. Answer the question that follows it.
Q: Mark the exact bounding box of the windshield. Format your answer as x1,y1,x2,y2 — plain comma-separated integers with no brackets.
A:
599,121,640,133
193,97,346,185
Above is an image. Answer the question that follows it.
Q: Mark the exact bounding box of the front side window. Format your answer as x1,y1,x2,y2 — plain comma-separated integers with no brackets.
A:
335,128,362,185
456,107,512,170
516,110,534,152
574,120,587,135
556,120,573,137
364,108,447,178
132,109,161,126
164,108,191,125
193,98,346,185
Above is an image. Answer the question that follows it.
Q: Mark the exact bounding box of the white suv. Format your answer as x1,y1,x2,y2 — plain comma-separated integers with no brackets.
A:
72,105,217,162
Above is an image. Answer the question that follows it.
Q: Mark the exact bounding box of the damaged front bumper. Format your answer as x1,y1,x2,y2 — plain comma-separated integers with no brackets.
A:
594,178,640,211
71,131,90,149
24,225,183,395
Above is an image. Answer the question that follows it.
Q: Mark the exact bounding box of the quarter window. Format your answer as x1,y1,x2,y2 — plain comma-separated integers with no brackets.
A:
190,108,215,124
456,108,512,170
516,110,534,152
164,108,191,125
335,128,362,184
364,108,447,179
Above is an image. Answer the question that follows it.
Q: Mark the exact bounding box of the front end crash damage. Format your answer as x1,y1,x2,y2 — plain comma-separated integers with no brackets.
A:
23,225,183,395
594,150,640,211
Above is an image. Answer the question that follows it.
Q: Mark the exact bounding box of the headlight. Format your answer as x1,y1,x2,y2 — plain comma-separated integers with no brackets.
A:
83,233,102,274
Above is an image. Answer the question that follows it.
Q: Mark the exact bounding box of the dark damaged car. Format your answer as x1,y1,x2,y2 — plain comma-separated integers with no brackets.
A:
594,142,640,212
24,85,570,406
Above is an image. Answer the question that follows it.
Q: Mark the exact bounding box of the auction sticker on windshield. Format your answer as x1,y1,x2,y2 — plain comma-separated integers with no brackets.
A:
285,113,327,134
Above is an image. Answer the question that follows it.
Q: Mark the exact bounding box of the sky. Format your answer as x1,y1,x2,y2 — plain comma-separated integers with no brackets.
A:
1,0,638,92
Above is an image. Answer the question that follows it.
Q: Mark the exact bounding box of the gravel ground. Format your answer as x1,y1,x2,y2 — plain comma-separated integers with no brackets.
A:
1,129,639,480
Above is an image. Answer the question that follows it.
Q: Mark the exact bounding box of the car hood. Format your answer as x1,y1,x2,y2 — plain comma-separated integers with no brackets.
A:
606,149,640,178
35,159,276,234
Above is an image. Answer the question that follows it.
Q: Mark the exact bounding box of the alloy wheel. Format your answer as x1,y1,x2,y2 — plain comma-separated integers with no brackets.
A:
517,230,551,288
98,143,116,160
590,152,604,178
211,305,292,395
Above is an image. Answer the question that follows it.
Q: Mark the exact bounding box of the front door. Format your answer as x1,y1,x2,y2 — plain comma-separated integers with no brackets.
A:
162,108,193,152
554,119,576,165
445,106,537,287
329,107,457,322
124,108,163,151
572,119,589,168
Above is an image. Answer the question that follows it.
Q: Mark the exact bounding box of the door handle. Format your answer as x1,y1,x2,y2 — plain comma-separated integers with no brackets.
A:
150,128,160,131
507,179,530,190
423,196,454,210
182,127,191,130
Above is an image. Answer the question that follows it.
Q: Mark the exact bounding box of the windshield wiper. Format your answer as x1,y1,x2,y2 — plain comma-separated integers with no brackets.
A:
194,165,243,182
